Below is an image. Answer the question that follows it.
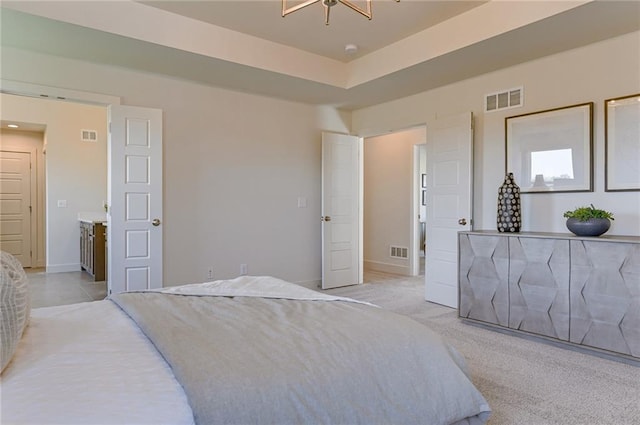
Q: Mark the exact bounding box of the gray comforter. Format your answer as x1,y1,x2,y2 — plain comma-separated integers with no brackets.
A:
110,278,490,425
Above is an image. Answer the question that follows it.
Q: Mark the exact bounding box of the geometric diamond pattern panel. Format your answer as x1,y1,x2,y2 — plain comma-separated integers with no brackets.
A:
508,237,570,341
459,233,640,360
458,233,509,327
570,240,640,357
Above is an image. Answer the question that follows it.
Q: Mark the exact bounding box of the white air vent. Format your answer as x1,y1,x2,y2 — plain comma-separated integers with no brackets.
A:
390,246,408,259
485,86,523,113
81,129,98,142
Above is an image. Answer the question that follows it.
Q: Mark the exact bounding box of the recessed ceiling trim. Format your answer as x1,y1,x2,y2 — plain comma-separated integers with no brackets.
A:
2,0,637,111
2,0,593,91
346,0,592,88
2,0,347,88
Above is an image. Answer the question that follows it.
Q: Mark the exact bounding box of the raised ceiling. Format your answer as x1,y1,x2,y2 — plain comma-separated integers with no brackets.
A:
1,1,639,110
140,1,487,61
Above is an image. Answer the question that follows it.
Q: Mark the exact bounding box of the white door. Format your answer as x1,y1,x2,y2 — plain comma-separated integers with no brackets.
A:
108,105,163,294
425,112,473,308
0,151,32,267
321,132,361,289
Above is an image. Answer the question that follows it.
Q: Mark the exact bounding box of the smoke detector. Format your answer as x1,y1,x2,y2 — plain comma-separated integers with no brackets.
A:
345,44,358,55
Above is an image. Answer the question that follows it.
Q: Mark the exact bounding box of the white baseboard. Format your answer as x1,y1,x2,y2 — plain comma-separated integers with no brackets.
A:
364,260,410,276
46,263,81,273
294,279,322,290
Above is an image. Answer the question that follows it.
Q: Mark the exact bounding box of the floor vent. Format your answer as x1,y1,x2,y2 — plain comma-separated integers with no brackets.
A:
485,86,523,113
81,129,98,142
390,246,408,259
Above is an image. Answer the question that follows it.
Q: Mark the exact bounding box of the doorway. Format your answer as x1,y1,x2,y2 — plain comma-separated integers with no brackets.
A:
0,128,46,268
362,126,426,279
2,85,165,294
1,93,108,273
415,143,427,276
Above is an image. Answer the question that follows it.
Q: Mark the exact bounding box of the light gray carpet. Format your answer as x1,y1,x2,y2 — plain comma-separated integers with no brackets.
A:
324,273,640,425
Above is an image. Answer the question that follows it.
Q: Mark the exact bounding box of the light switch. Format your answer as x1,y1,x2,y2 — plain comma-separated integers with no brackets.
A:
297,197,307,208
57,200,67,208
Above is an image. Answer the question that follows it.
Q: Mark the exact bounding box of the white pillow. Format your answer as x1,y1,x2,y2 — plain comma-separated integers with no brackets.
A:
0,252,30,373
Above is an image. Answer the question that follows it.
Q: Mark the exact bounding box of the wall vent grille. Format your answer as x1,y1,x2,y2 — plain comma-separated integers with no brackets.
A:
390,246,408,259
485,86,523,113
81,129,98,142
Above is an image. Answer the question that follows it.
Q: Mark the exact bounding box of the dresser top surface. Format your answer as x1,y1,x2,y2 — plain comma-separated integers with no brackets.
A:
461,230,640,243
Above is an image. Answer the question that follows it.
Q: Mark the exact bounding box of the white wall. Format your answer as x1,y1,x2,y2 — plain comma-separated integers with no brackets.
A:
2,30,638,287
353,31,640,236
1,95,107,271
1,47,349,286
363,127,425,275
0,129,46,267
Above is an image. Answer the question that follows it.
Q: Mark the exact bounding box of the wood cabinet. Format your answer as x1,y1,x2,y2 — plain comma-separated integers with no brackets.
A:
80,221,106,281
459,231,640,361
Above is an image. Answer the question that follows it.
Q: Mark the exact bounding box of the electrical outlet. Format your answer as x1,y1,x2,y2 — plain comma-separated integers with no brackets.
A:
240,264,248,276
207,267,214,281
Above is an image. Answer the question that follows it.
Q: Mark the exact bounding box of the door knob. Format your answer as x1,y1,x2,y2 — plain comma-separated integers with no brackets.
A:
152,218,161,226
321,216,332,222
458,218,467,226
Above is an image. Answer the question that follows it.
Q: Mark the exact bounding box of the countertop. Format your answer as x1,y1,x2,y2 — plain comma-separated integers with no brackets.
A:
78,212,107,224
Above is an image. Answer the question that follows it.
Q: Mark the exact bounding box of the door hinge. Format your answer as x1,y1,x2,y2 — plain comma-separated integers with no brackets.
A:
29,205,32,213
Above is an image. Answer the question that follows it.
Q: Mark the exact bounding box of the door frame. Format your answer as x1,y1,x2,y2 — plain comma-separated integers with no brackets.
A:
1,79,124,272
356,120,471,297
410,143,427,277
0,148,37,267
359,126,427,280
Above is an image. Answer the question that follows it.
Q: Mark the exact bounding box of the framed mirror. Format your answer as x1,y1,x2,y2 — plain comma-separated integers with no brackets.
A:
505,102,593,193
605,93,640,191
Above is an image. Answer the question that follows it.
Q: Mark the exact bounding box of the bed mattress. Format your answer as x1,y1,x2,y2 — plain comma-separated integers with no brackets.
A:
1,300,194,425
2,276,490,425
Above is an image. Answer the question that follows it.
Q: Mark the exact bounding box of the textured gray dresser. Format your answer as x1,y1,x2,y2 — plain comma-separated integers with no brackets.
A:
458,230,640,361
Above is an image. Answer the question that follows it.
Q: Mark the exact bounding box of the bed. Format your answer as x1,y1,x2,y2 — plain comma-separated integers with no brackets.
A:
1,254,490,425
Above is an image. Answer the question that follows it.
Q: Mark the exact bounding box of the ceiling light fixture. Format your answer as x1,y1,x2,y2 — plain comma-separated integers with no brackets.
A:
7,124,19,128
282,0,398,26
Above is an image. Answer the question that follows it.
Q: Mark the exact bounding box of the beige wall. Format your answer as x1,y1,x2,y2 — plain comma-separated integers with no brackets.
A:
0,129,46,267
2,30,638,287
1,94,108,272
353,31,640,236
1,47,349,286
363,127,425,275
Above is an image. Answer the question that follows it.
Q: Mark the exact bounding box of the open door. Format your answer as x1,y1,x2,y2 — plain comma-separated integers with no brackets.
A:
107,105,163,294
425,112,473,308
321,132,362,289
0,150,33,267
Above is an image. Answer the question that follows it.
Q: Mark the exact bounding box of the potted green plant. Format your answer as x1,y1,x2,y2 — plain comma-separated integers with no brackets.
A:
563,204,614,237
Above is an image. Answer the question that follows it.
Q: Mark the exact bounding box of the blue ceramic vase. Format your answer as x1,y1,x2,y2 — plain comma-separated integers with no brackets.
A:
566,217,610,237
